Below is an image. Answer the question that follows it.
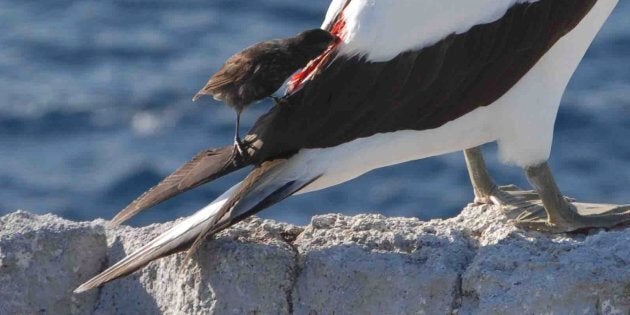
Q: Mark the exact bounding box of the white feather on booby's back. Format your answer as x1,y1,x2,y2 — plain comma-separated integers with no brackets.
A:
335,0,540,61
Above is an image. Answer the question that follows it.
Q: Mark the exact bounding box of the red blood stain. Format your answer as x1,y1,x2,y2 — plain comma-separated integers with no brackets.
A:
286,14,347,94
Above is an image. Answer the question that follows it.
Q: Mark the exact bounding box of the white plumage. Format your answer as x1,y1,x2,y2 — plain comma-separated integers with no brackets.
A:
337,0,540,61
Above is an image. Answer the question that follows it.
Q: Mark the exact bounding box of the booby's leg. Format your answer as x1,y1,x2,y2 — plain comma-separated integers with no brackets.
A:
463,147,539,209
517,162,630,233
464,147,500,204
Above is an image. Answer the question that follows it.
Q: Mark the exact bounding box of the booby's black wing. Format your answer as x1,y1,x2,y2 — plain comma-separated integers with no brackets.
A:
245,0,596,162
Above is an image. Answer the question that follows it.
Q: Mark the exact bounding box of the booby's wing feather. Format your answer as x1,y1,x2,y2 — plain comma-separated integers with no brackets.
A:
184,159,321,260
76,159,320,292
75,184,241,293
111,146,245,226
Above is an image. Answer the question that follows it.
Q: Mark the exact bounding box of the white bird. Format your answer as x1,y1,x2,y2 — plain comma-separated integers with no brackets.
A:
76,0,629,293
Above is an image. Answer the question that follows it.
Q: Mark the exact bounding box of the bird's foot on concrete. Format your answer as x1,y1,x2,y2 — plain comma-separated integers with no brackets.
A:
463,147,630,233
474,185,629,233
516,202,630,233
474,184,542,211
514,162,630,233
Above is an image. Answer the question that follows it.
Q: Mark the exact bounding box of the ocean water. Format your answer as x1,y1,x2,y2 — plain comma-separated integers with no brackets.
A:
0,0,628,226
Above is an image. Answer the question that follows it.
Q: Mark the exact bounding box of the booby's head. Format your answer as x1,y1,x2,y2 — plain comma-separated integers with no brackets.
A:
291,29,337,60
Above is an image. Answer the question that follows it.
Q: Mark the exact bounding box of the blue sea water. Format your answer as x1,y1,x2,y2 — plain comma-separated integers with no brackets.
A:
0,0,628,226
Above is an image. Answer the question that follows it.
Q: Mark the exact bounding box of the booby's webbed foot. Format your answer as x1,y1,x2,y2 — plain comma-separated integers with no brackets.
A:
516,202,630,233
461,146,629,233
481,185,545,211
515,162,630,233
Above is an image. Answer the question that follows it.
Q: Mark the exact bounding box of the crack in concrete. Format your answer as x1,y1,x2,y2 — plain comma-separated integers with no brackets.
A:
449,228,482,314
90,258,109,313
280,230,304,315
450,274,463,314
88,225,110,314
595,297,601,315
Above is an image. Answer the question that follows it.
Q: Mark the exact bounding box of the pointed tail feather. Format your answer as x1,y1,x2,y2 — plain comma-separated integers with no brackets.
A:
111,146,245,226
184,159,322,260
77,158,321,292
75,184,240,293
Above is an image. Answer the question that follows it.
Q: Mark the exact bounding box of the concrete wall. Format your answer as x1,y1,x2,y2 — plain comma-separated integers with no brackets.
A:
1,205,628,314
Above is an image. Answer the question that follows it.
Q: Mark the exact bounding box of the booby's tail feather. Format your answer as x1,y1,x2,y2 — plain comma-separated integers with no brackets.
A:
111,146,244,226
184,159,321,260
75,158,321,293
74,184,239,293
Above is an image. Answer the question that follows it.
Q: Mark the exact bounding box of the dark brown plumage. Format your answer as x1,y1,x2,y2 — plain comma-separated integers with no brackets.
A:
193,28,336,156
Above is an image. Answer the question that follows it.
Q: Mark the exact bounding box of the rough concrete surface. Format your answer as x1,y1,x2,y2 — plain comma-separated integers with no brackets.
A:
0,205,628,314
